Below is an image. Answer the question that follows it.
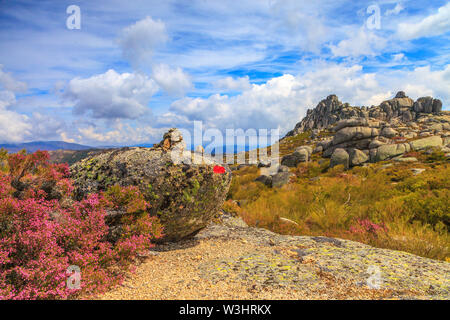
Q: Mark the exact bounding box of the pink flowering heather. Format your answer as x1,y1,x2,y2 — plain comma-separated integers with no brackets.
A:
0,150,163,300
349,218,388,238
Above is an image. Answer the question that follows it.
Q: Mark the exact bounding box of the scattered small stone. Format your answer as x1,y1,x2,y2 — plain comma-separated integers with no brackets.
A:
411,168,426,175
394,157,418,162
311,236,343,248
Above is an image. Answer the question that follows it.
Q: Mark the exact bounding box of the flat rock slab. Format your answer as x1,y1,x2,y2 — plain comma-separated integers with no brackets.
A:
98,216,450,300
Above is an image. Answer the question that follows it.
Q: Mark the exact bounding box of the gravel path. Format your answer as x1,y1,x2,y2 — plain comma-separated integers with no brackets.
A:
98,214,450,300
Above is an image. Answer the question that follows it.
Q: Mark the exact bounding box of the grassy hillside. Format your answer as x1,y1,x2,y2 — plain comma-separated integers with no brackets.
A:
48,149,107,165
224,132,450,261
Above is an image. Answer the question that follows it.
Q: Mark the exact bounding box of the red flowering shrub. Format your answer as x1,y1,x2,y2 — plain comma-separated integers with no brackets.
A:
349,218,388,238
0,150,163,299
6,150,73,201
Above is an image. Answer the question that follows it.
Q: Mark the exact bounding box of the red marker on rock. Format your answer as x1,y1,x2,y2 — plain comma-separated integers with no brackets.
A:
213,165,226,174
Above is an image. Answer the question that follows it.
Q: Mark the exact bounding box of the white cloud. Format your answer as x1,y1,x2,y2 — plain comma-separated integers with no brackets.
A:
118,16,168,68
166,62,450,136
63,69,158,120
330,28,388,58
214,76,252,91
0,109,31,143
152,63,192,96
25,61,449,146
398,3,450,40
169,64,383,133
269,0,330,53
0,90,16,110
382,64,450,105
29,112,65,140
0,66,69,143
385,3,404,16
60,132,75,143
392,53,405,62
77,121,166,145
0,65,27,92
0,92,66,143
166,47,266,70
365,91,393,107
78,126,115,143
0,67,32,143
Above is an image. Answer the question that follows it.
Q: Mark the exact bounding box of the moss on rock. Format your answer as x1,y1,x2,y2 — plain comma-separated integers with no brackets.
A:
70,129,232,242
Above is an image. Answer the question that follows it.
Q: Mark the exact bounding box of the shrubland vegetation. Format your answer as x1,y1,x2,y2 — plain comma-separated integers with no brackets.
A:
1,137,448,299
226,144,450,261
0,149,163,299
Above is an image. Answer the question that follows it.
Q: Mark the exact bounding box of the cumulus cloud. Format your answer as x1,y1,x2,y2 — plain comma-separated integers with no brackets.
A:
392,53,405,62
77,121,167,145
0,94,66,143
330,28,388,58
169,64,382,134
60,132,75,143
382,64,450,105
118,16,168,68
0,66,68,143
0,90,16,110
397,3,450,40
152,64,192,97
269,0,330,53
0,65,27,92
0,109,31,143
29,112,65,140
64,69,158,120
166,62,450,136
213,76,252,91
41,62,450,146
0,67,32,142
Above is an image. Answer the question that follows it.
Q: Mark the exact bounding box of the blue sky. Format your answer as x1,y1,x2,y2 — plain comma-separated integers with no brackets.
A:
0,0,449,146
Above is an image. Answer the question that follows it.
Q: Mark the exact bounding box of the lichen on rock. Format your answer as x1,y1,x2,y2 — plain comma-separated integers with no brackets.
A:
70,128,232,242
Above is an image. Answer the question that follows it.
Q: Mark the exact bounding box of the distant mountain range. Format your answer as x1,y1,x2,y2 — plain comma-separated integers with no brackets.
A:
0,140,265,154
0,141,94,153
130,143,154,148
0,140,269,163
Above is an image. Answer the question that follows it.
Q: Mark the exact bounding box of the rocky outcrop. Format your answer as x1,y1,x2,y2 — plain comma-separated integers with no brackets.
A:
286,95,365,136
281,152,304,167
272,171,294,188
349,148,369,167
281,92,449,170
414,97,442,114
380,127,398,138
321,119,446,164
281,146,310,167
255,164,294,188
330,148,349,169
102,213,450,300
70,128,232,242
333,126,379,145
410,136,443,151
286,92,443,138
255,174,272,187
374,143,411,162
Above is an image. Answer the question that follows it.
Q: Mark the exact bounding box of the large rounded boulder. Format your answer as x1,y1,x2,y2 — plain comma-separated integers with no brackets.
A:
70,129,232,242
